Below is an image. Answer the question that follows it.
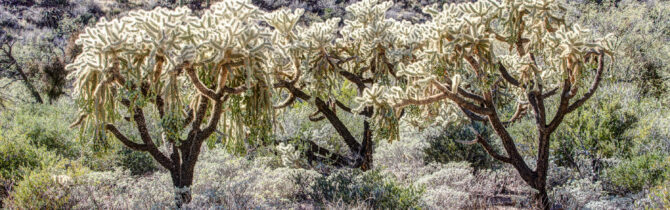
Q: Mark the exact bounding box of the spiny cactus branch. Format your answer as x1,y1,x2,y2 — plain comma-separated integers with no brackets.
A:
431,79,492,115
497,64,521,87
566,52,605,113
119,98,175,170
185,64,220,100
274,94,296,109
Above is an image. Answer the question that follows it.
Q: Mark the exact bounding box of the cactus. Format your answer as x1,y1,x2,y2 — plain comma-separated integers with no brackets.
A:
69,0,612,207
350,0,613,208
67,0,273,206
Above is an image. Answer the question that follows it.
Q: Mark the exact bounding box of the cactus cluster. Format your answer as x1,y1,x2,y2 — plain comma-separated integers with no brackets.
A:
68,0,615,144
68,0,613,206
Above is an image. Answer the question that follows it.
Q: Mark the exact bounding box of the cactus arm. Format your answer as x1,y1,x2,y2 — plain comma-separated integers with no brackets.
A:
497,64,521,87
119,99,175,170
566,52,605,114
183,63,219,100
105,124,149,151
431,79,492,115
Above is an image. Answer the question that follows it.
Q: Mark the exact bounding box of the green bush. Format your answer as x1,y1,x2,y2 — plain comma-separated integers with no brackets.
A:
0,101,79,159
6,169,74,209
423,123,498,169
5,161,88,210
299,169,424,209
0,136,57,182
551,97,637,168
604,153,669,194
117,147,158,176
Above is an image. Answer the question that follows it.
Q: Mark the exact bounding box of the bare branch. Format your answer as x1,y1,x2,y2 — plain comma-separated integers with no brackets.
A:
69,113,88,128
471,127,513,164
546,78,573,133
301,139,352,167
223,84,247,94
541,87,559,99
335,100,352,113
198,97,225,142
338,71,367,91
445,81,487,103
393,92,449,108
105,124,148,151
120,99,174,170
459,106,489,122
431,79,492,115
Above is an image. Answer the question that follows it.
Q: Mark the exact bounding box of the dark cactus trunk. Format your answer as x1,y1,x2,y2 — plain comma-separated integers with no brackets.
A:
170,167,194,208
535,187,550,210
358,120,374,171
533,133,551,210
168,137,204,207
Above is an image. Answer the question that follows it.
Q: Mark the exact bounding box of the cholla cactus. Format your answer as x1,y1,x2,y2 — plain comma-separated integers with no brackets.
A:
67,0,274,206
352,0,613,208
265,0,429,170
70,0,612,207
277,142,301,168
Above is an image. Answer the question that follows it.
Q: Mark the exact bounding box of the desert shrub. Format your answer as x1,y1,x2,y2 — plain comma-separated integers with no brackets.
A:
412,162,535,208
72,169,174,209
36,0,69,7
0,130,58,207
629,100,670,155
604,153,669,194
5,160,88,210
71,148,322,209
0,136,58,182
116,147,157,176
6,171,74,209
415,162,475,208
551,96,638,169
302,169,424,209
373,125,432,184
0,100,79,158
550,177,604,209
423,123,498,170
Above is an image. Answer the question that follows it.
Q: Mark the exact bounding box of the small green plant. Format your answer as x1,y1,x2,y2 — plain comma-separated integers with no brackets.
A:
604,153,669,194
303,169,424,209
